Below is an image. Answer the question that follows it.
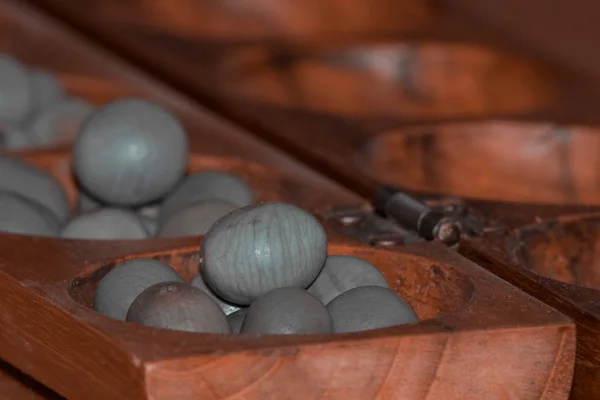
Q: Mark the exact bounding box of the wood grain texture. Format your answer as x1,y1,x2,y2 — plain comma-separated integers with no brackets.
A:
0,360,63,400
459,210,600,400
362,121,600,206
23,0,433,43
0,236,576,399
210,42,557,120
443,0,600,90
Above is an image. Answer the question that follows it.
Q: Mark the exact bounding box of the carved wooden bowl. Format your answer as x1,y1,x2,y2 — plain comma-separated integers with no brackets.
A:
458,208,600,400
362,121,600,205
0,233,576,400
214,42,557,120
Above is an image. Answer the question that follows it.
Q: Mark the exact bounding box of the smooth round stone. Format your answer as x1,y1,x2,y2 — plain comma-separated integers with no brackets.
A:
60,208,149,240
139,215,158,236
0,55,32,125
94,258,184,321
1,126,35,149
0,191,61,236
308,255,389,305
28,99,93,146
77,191,104,214
137,203,160,220
327,286,418,333
190,274,241,315
227,308,248,334
0,156,69,223
202,203,327,305
73,99,188,206
241,288,332,335
29,70,64,113
157,200,237,238
127,281,231,333
158,171,252,223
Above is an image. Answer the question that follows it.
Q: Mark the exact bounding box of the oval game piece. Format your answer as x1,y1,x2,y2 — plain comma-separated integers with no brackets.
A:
94,258,184,320
28,69,64,113
61,208,149,240
0,156,70,223
73,98,188,206
327,286,418,333
0,191,61,236
190,274,241,315
157,200,237,238
28,98,93,146
202,203,327,305
158,170,252,223
308,255,389,305
127,281,231,334
227,308,248,334
242,288,332,335
0,55,33,125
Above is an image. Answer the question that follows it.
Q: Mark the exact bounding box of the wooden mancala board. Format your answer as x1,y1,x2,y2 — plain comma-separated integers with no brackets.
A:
0,1,578,400
0,3,579,400
26,0,600,399
0,1,576,400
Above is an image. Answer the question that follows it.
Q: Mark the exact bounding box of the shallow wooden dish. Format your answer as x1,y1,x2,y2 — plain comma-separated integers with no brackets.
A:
362,120,600,205
213,42,557,120
0,231,576,399
459,210,600,400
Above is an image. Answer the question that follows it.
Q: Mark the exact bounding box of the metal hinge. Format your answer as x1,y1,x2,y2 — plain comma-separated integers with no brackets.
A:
322,186,499,249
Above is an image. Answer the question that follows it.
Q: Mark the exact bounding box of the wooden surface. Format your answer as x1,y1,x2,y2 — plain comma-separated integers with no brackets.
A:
445,0,600,90
3,0,600,398
24,0,433,42
22,0,600,398
459,209,600,400
0,360,63,400
363,121,600,205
